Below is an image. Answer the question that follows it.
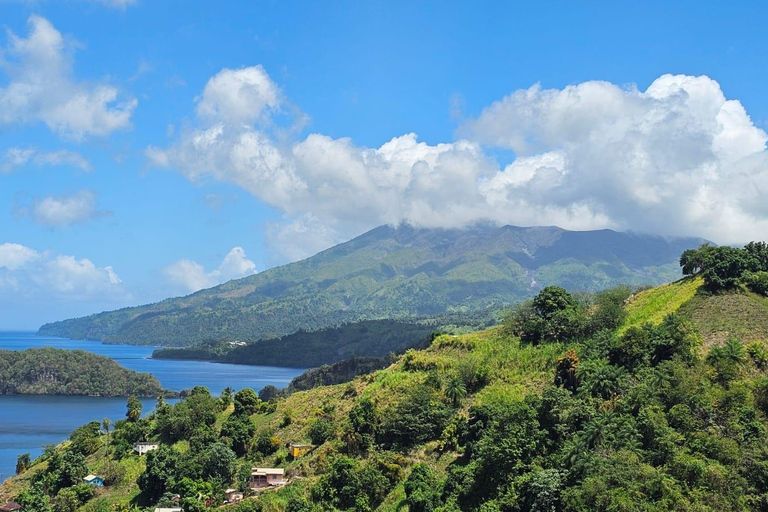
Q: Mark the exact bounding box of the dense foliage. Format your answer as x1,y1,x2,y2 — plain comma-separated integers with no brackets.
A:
14,244,768,511
0,348,168,397
152,320,435,367
681,241,768,294
39,224,698,346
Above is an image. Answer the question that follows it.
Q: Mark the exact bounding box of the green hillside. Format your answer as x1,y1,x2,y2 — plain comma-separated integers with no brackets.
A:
38,224,703,347
9,246,768,511
0,348,170,397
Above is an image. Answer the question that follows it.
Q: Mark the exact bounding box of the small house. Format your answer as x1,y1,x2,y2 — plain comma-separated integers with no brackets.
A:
224,488,244,502
0,502,21,512
134,442,160,455
83,474,104,487
153,509,182,512
290,443,312,458
249,467,285,488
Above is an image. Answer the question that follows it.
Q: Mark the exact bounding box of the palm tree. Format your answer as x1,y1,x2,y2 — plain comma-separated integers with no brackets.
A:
126,396,142,422
102,418,111,455
444,377,467,407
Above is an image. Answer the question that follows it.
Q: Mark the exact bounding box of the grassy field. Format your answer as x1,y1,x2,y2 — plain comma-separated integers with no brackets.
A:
619,276,702,334
678,289,768,347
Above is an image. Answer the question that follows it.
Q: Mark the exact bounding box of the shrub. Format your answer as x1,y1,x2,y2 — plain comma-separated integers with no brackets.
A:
308,418,335,445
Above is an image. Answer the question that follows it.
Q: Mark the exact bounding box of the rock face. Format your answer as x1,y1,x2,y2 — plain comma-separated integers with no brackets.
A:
39,224,705,346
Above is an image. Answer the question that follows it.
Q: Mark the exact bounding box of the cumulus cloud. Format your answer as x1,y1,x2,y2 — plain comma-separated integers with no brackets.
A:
464,74,768,242
163,247,257,293
15,189,112,227
0,243,41,271
149,69,768,260
1,146,92,173
0,15,137,139
0,242,122,298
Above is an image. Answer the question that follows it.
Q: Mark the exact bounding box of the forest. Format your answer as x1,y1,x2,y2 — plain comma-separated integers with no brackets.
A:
6,242,768,511
0,348,169,397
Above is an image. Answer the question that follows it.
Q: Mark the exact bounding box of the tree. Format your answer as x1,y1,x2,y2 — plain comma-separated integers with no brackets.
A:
404,464,440,512
347,397,378,453
138,446,179,503
56,449,88,489
701,246,752,291
18,482,52,512
680,244,714,276
200,442,237,482
102,418,111,455
507,286,585,344
126,395,142,422
308,417,335,445
221,415,256,456
16,453,31,475
445,377,467,407
220,386,234,410
743,271,768,296
258,384,280,402
234,388,259,416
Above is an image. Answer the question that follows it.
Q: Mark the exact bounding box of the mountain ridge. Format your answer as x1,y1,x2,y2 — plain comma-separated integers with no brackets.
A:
38,223,706,346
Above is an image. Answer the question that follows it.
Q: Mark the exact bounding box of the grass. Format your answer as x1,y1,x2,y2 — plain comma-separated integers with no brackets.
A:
619,276,702,334
678,288,768,348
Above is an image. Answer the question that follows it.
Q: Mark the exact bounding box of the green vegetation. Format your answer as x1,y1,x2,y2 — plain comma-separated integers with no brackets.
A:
152,320,436,367
681,241,768,293
285,356,394,393
15,244,768,510
620,276,702,333
0,348,171,397
39,224,701,347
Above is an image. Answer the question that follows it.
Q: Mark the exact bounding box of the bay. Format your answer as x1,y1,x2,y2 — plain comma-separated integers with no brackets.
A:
0,331,305,482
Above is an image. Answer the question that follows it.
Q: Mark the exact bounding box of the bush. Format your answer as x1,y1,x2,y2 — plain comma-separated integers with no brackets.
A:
308,418,335,445
380,386,453,449
744,271,768,296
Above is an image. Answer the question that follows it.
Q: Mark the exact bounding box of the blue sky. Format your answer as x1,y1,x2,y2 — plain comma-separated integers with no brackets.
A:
1,0,768,328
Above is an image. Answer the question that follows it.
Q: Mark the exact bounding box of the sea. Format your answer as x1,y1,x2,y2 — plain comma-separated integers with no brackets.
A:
0,331,305,482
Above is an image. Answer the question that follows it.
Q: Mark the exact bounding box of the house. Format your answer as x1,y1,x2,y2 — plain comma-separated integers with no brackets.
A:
83,474,104,487
0,502,21,512
224,488,244,502
134,442,160,455
249,467,285,488
290,443,312,458
153,509,182,512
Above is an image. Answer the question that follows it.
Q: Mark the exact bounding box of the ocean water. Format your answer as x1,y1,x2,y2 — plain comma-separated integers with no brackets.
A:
0,332,305,482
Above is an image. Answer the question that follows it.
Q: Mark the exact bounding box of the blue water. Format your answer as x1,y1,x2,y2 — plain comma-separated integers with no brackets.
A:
0,332,305,482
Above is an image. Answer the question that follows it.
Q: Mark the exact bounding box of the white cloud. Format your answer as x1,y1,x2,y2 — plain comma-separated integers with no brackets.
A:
0,15,137,139
463,74,768,242
0,243,41,270
1,146,92,173
149,69,768,260
0,242,123,298
15,189,112,227
196,66,281,126
163,247,257,293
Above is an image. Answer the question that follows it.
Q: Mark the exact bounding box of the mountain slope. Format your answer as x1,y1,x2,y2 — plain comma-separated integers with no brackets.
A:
39,224,705,346
9,281,768,511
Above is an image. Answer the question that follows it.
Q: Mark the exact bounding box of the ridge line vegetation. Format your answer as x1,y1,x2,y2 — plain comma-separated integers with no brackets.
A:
7,242,768,511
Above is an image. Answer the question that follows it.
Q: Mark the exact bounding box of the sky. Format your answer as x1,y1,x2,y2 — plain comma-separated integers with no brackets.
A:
1,0,767,329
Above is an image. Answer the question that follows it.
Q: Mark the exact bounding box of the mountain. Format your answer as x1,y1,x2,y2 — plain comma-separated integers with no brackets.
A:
38,224,705,346
9,276,768,511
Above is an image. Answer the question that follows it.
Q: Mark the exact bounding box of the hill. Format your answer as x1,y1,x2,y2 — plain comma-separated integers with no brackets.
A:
151,319,440,368
10,252,768,510
0,348,170,397
38,224,704,346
